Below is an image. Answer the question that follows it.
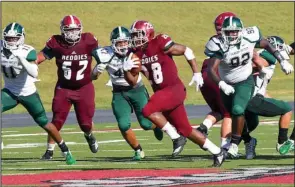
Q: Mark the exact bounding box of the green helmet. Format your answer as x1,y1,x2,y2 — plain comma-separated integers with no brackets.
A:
221,16,244,45
2,22,25,50
267,36,290,59
110,26,131,56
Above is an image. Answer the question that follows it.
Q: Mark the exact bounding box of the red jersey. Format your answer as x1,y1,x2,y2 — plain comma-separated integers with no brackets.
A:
134,34,183,91
42,33,98,89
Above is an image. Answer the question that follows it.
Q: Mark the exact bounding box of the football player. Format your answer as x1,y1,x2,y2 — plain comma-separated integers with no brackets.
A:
237,36,294,159
91,26,163,160
37,15,99,160
198,12,236,151
126,20,226,167
206,16,294,158
1,22,75,165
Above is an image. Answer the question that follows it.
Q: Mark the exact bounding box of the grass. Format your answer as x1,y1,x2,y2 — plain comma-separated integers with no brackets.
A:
1,2,294,113
2,117,294,176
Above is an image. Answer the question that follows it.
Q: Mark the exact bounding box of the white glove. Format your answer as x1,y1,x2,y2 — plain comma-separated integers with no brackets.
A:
188,72,204,92
96,63,107,73
123,53,140,71
219,81,235,95
261,67,273,80
280,60,294,75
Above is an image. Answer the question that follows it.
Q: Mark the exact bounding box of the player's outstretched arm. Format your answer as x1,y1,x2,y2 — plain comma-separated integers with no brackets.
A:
164,43,204,91
258,38,294,74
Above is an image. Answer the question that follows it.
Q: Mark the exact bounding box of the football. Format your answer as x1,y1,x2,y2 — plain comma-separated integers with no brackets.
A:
130,52,142,75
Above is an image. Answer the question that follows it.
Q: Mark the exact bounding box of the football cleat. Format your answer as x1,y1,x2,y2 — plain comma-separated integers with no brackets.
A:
41,150,54,160
227,143,240,159
212,149,227,167
84,133,99,153
153,127,163,141
62,151,76,165
245,137,257,160
277,139,294,155
132,150,145,161
172,135,187,157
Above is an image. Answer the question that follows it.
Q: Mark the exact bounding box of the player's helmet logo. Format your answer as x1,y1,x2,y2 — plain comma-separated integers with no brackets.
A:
267,36,290,60
214,12,236,35
221,16,243,45
60,15,83,45
110,26,131,56
2,22,25,50
130,20,155,49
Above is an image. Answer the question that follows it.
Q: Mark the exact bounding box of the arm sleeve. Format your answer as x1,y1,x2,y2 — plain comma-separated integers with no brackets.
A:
41,37,56,60
26,49,37,62
259,50,277,65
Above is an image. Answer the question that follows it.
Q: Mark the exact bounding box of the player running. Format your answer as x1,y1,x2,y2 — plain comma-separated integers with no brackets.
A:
1,22,75,165
125,20,226,167
91,26,163,160
37,15,99,160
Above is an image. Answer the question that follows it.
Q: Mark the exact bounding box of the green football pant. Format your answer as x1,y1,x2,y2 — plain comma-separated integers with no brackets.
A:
112,85,152,132
1,88,48,126
221,75,255,117
244,94,292,133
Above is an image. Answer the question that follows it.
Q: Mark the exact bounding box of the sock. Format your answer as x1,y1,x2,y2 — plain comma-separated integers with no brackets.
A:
162,122,180,140
133,144,142,152
289,128,295,141
231,134,241,145
203,119,213,129
220,137,231,149
202,138,221,155
58,140,69,153
47,143,56,151
242,133,252,144
278,128,288,144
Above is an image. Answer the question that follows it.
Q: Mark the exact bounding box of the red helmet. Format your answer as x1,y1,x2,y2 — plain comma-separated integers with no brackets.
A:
60,15,83,45
214,12,236,35
130,20,155,48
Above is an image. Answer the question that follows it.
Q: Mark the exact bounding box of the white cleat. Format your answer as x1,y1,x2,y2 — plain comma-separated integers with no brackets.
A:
227,143,240,159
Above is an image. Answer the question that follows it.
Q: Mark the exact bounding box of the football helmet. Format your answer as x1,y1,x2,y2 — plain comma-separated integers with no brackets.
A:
2,22,25,50
221,16,244,45
130,20,155,48
110,26,131,56
214,12,236,35
60,15,83,45
267,36,290,59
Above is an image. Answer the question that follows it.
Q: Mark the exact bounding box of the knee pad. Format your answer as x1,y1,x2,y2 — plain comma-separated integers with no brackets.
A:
118,122,131,133
35,113,49,127
79,122,93,133
232,105,245,116
139,119,152,131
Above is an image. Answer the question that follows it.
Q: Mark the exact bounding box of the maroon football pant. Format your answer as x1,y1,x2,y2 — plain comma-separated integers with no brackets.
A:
142,83,192,137
51,82,95,132
200,70,230,118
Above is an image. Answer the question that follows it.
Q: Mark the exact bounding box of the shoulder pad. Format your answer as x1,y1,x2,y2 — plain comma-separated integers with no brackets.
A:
20,44,35,57
243,26,262,43
0,40,3,51
95,46,114,64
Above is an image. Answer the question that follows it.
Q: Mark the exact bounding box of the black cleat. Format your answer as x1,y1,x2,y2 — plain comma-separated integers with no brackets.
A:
41,150,53,160
172,135,187,157
212,149,227,167
84,133,99,153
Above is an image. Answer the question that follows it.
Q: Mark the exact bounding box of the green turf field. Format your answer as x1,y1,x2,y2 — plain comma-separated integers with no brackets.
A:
2,2,294,113
2,117,294,176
